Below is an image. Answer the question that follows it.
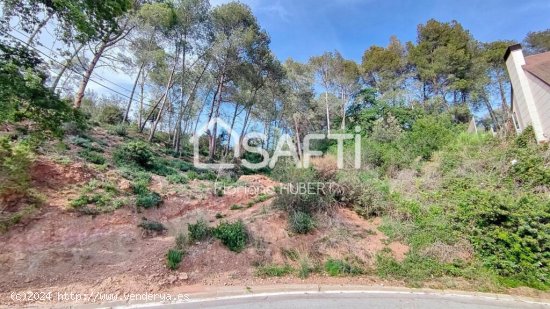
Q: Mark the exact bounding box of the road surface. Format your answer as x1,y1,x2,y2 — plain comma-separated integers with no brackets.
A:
132,291,549,309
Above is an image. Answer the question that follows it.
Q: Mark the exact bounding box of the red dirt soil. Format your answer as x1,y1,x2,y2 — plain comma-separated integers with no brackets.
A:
2,159,543,306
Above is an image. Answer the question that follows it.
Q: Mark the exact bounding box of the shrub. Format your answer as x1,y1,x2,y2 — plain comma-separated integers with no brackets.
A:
108,124,128,137
288,211,316,234
454,190,550,288
230,204,243,210
175,232,187,250
187,171,199,180
405,114,455,160
188,219,211,242
167,173,189,184
135,191,162,209
98,104,123,125
138,218,166,232
0,138,33,207
298,257,317,279
150,158,178,176
0,43,72,137
197,170,217,181
78,150,106,165
166,249,183,270
324,258,364,276
213,220,248,252
113,141,155,169
177,161,193,172
255,264,294,277
335,171,392,218
272,165,335,214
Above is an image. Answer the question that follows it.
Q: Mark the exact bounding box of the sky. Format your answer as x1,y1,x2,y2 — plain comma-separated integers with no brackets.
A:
212,0,550,63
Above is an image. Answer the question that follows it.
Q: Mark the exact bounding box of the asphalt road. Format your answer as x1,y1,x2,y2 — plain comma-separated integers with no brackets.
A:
136,292,549,309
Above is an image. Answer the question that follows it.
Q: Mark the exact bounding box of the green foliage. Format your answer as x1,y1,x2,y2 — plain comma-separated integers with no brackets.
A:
135,191,162,209
175,233,187,251
272,163,335,214
0,138,33,206
138,218,166,232
166,249,183,270
188,219,211,242
0,42,73,137
405,114,455,160
335,171,392,218
324,258,364,276
166,173,189,184
69,180,124,214
97,104,123,124
213,220,248,252
298,257,317,279
230,204,243,210
108,123,128,137
113,141,155,169
288,211,316,234
255,264,294,277
150,158,178,176
524,29,550,54
454,191,549,288
78,149,106,165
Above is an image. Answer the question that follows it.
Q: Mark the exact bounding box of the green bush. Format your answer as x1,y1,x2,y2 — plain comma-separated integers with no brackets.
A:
213,220,248,252
150,158,178,176
78,150,106,165
177,161,194,172
108,124,128,137
405,114,455,160
335,171,392,218
230,204,243,210
135,191,162,209
324,258,364,276
113,141,155,169
188,219,211,242
98,104,123,125
167,173,189,184
0,43,72,137
272,165,335,214
166,249,183,270
288,211,316,234
256,264,294,277
187,171,199,180
454,190,550,288
0,138,33,206
175,232,188,250
138,219,166,232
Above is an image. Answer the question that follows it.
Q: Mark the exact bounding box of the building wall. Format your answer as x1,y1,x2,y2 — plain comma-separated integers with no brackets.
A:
506,48,548,143
507,51,533,132
526,73,550,140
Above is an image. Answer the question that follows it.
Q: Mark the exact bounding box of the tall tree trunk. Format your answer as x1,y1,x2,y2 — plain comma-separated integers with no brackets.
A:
26,11,53,45
173,34,188,152
325,90,331,135
73,41,108,108
483,96,500,131
138,72,146,131
73,25,131,108
52,43,84,91
293,115,302,161
207,73,225,161
224,104,240,158
341,88,346,130
123,64,144,123
148,61,178,142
